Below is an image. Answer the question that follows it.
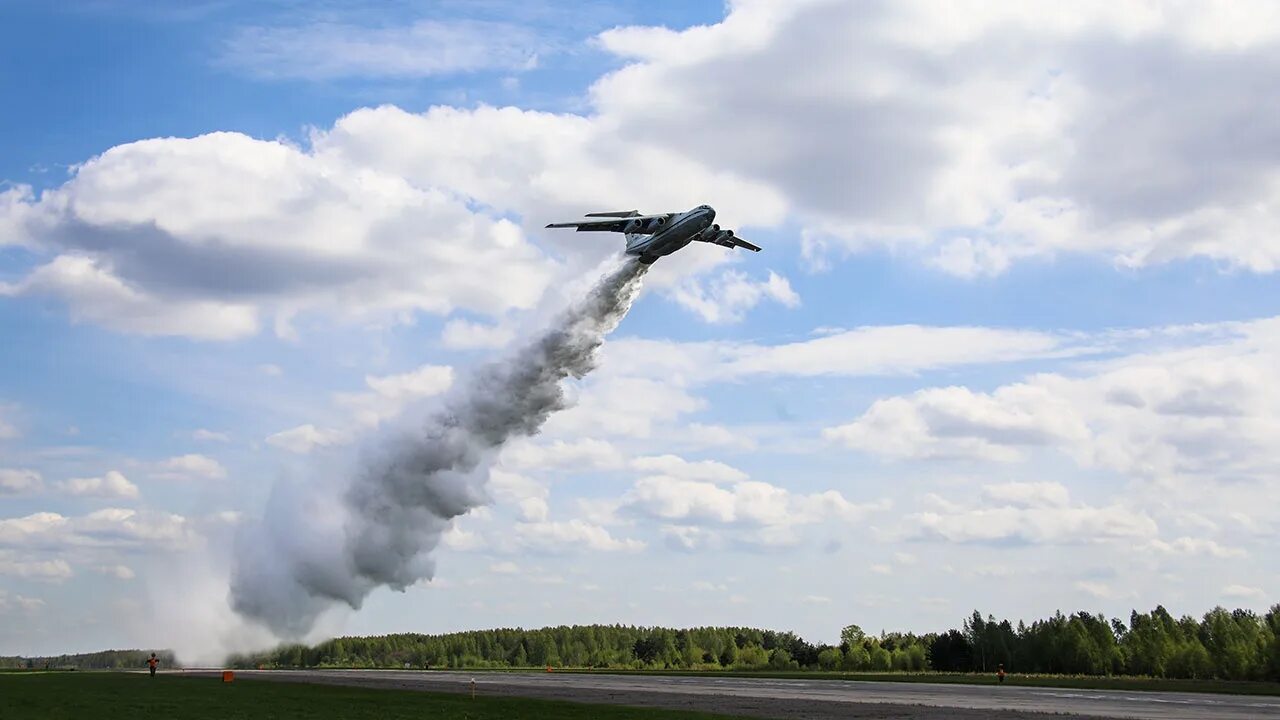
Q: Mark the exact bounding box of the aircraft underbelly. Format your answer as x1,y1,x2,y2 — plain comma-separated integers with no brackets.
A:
626,227,697,258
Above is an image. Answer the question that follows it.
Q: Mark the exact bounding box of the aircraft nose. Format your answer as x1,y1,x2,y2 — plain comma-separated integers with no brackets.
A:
705,207,716,223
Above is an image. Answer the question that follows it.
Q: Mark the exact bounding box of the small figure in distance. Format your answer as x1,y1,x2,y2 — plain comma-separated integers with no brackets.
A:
997,663,1006,684
148,653,159,677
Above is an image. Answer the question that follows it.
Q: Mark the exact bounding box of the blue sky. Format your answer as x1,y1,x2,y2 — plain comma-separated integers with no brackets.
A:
1,0,1277,659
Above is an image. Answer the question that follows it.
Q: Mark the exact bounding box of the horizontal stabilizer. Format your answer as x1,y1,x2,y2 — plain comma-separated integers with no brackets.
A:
584,210,640,218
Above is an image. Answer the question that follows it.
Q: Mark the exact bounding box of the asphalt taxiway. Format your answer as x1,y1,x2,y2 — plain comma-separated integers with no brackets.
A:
183,669,1280,719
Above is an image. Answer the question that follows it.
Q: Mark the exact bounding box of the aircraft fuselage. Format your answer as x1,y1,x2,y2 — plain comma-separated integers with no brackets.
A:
626,206,717,264
546,204,758,259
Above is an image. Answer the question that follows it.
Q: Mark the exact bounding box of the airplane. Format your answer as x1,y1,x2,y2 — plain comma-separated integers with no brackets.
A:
545,205,760,264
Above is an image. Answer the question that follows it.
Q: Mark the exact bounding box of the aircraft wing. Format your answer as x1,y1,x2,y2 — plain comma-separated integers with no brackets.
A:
545,218,633,232
696,229,762,252
545,213,670,234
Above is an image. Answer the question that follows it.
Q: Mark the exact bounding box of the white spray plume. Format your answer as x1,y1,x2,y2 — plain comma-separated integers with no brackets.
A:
229,256,649,637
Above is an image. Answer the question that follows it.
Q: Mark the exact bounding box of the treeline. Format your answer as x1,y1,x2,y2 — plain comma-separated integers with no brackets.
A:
937,607,1280,680
0,649,176,670
231,626,836,672
231,604,1280,681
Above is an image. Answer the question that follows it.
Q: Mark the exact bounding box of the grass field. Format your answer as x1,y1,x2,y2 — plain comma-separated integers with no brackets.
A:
0,672,739,720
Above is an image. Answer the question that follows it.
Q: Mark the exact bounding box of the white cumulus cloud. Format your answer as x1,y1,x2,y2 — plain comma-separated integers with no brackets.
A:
59,470,140,499
622,475,885,531
499,438,623,472
1145,537,1247,559
825,384,1090,462
1222,584,1265,600
0,469,42,495
153,454,227,480
593,0,1280,274
0,557,73,581
905,482,1157,546
514,519,644,553
441,319,516,350
3,0,1280,352
0,255,258,339
265,424,350,454
671,269,800,324
825,318,1280,483
0,132,555,340
629,455,748,484
0,508,197,552
336,364,454,426
0,589,46,613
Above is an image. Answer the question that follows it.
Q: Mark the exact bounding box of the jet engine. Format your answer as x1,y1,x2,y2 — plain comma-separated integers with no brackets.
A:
644,216,668,232
623,218,645,233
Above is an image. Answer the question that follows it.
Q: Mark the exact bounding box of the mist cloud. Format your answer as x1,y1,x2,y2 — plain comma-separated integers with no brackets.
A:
230,257,648,637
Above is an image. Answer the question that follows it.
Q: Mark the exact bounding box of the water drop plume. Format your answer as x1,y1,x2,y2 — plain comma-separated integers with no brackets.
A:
230,256,649,637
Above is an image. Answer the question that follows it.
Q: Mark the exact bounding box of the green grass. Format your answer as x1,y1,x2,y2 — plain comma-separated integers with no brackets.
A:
0,672,741,720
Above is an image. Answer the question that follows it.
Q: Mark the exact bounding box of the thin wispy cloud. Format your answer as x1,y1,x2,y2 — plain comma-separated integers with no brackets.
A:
220,19,544,79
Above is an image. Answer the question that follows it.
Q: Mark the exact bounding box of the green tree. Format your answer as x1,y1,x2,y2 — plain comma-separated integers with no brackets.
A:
841,625,866,649
718,640,738,667
869,646,892,671
964,611,989,671
768,647,798,670
735,644,768,669
1264,605,1280,681
842,643,870,670
1200,607,1262,680
906,643,928,671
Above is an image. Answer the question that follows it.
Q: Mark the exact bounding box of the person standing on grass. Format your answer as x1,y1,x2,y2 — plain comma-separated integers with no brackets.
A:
997,663,1006,684
148,653,159,677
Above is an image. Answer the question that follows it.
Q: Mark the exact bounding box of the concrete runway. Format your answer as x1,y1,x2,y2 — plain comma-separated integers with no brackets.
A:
186,668,1280,720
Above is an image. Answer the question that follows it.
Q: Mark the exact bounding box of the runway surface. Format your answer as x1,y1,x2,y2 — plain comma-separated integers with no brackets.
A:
185,668,1280,720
